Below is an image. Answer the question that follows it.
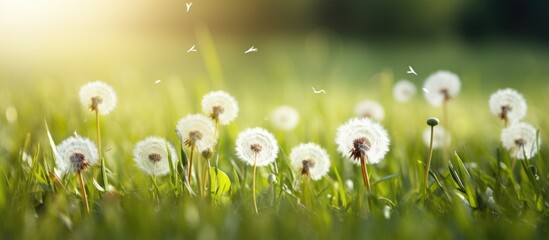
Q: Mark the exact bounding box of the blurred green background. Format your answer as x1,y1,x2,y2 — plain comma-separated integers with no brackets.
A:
1,1,549,239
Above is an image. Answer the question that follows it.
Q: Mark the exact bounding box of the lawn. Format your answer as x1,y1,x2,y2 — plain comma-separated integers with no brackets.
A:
1,35,549,239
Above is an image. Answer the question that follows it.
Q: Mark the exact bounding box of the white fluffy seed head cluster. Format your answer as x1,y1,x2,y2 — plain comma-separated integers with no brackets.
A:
201,91,239,125
55,136,99,175
489,88,527,124
235,127,279,167
393,80,417,103
422,126,451,149
175,114,217,152
354,100,385,121
79,81,117,115
133,137,178,176
501,122,540,160
335,117,390,165
290,143,331,181
271,105,300,131
423,71,461,107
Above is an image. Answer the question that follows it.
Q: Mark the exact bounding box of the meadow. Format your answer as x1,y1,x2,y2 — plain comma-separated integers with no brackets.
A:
1,35,549,239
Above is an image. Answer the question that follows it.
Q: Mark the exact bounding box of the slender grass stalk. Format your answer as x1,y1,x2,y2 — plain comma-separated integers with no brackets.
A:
151,175,161,202
442,100,449,163
360,156,370,191
77,171,89,213
252,152,258,214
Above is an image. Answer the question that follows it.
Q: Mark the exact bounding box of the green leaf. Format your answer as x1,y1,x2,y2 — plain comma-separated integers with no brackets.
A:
454,152,477,208
210,167,230,197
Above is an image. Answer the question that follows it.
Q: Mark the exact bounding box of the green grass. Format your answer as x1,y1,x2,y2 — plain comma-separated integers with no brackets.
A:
1,37,549,239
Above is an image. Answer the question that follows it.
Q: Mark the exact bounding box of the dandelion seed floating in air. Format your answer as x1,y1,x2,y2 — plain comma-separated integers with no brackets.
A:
271,105,300,131
407,65,417,76
501,122,540,161
133,137,178,176
244,46,257,54
335,117,390,190
354,100,385,121
489,88,527,126
201,91,239,126
290,143,330,181
393,80,417,103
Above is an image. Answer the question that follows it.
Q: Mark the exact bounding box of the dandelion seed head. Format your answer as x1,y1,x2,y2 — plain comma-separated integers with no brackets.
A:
422,126,451,149
55,136,98,175
501,122,540,160
423,71,461,107
176,114,217,152
290,143,331,181
393,80,417,103
201,91,239,125
235,128,279,167
489,88,527,124
271,105,300,131
201,148,213,160
354,100,385,121
79,81,117,115
335,117,390,165
133,137,177,176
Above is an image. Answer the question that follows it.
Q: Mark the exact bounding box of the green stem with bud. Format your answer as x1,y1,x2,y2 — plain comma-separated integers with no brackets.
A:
424,125,435,195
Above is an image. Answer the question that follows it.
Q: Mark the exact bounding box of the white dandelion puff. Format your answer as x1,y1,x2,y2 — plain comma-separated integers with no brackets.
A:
354,100,385,121
422,126,451,149
79,81,117,115
133,137,178,176
175,114,217,152
55,136,99,175
423,71,461,107
393,80,417,103
501,122,540,160
290,143,331,181
271,105,300,131
201,91,239,125
335,117,390,165
235,128,279,167
489,88,527,125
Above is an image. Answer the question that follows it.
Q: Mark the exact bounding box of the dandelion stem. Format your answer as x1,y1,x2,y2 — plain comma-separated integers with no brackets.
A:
202,159,210,198
188,146,195,185
96,110,108,189
252,152,259,214
360,156,371,191
213,119,219,144
77,171,90,213
424,125,435,195
442,100,449,164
